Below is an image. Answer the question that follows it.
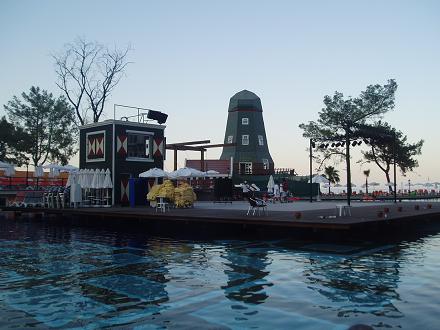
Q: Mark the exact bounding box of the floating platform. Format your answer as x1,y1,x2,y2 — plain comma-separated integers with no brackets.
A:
2,201,440,241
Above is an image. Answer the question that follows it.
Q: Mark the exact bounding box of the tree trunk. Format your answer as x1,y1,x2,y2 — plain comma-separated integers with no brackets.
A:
385,171,392,193
365,177,369,195
328,184,331,195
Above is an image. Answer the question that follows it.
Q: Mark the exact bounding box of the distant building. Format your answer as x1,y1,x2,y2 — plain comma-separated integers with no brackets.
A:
219,90,274,176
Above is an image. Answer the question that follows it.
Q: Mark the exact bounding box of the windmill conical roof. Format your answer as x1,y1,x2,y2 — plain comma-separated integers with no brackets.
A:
228,90,263,112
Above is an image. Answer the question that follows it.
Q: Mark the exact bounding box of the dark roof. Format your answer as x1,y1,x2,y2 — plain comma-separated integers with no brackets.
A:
228,90,263,112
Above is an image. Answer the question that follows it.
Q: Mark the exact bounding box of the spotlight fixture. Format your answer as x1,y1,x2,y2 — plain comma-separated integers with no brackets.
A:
311,141,316,148
335,143,341,147
358,141,363,146
352,141,357,146
331,143,335,147
341,142,345,147
325,144,329,148
319,144,325,149
363,139,369,145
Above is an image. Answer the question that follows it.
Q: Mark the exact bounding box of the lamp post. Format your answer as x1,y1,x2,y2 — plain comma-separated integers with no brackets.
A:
25,163,29,188
408,179,411,195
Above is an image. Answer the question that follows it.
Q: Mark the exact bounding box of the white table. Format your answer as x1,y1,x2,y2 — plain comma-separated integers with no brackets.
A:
336,204,351,217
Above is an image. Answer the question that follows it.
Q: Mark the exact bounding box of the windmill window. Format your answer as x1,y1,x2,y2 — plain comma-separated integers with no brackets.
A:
227,135,233,144
262,159,269,170
242,117,249,125
258,135,264,146
242,135,249,145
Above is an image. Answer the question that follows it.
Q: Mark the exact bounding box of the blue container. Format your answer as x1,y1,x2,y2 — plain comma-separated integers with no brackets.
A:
129,178,149,207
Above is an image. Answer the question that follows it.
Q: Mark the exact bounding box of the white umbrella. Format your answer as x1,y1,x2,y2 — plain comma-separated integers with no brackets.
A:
43,163,62,170
267,175,275,193
60,164,79,173
66,171,77,187
34,166,44,178
169,167,205,179
0,160,14,169
102,169,113,207
310,175,330,184
4,166,15,176
91,169,100,189
103,169,113,189
139,168,169,178
369,182,380,187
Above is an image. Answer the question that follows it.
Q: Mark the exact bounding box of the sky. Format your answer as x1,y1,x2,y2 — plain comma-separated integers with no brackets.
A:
1,0,439,186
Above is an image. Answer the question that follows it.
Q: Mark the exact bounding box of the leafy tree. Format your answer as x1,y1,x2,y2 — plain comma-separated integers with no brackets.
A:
324,166,340,194
299,80,397,204
53,37,131,125
0,116,30,165
360,121,423,192
363,169,370,194
4,86,78,166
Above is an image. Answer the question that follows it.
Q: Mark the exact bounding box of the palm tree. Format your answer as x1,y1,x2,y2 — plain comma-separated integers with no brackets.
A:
363,169,370,195
324,166,340,194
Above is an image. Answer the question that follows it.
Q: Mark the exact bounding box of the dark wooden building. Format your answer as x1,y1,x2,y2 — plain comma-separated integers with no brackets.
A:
79,120,166,205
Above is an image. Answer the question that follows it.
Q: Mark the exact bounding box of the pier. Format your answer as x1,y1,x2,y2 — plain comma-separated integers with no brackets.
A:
2,201,440,240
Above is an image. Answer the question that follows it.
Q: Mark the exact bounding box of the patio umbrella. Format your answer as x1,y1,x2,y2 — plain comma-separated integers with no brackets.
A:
267,175,275,193
34,166,44,178
369,182,380,187
169,167,205,179
309,175,329,184
0,160,14,169
102,169,113,207
60,164,79,173
139,168,169,178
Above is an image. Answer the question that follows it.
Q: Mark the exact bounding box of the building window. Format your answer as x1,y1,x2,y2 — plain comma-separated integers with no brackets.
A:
262,159,269,170
86,130,106,163
242,135,249,145
240,162,253,175
227,135,233,144
242,117,249,125
127,133,151,159
258,135,264,146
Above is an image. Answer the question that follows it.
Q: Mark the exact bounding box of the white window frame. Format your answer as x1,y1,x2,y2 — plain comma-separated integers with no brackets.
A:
258,135,264,146
86,130,106,163
262,159,269,170
242,117,249,125
227,135,233,144
240,162,253,175
242,134,249,145
126,130,154,162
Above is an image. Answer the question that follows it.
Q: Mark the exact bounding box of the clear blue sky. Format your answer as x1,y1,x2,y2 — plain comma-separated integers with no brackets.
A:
1,0,439,185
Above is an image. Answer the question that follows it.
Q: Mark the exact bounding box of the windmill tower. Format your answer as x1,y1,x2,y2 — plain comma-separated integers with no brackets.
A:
219,90,274,176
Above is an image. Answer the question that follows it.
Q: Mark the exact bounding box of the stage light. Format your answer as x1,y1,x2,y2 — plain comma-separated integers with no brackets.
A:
363,139,369,145
325,144,329,148
335,143,341,147
319,144,325,149
341,142,345,147
358,141,363,146
331,143,335,147
352,141,357,146
147,110,168,124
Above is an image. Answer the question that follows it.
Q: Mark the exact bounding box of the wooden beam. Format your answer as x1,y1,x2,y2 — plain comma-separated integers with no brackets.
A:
166,145,206,151
166,140,210,147
199,143,236,149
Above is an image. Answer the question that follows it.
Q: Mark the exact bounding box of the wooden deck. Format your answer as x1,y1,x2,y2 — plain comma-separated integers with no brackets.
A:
2,202,440,240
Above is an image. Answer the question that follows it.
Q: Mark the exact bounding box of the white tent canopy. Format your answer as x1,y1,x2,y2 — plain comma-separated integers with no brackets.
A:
169,167,205,179
139,168,169,178
267,175,275,193
309,175,330,184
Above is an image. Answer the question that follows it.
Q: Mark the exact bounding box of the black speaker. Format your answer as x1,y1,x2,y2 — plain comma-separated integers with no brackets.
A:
147,110,168,124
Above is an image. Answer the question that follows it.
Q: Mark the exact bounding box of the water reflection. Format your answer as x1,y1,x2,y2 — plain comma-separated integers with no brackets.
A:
221,242,272,304
1,217,440,329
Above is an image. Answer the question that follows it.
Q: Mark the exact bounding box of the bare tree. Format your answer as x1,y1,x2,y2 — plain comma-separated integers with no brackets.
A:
53,38,131,125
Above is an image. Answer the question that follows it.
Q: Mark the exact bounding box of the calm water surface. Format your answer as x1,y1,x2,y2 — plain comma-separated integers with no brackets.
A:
0,217,439,329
